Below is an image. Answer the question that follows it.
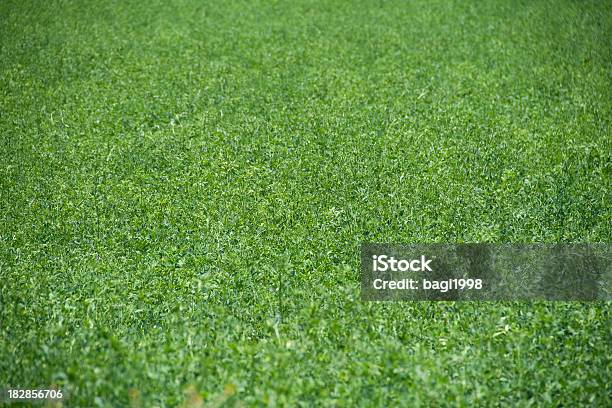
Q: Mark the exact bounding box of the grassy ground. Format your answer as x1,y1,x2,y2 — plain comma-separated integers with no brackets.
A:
1,0,610,406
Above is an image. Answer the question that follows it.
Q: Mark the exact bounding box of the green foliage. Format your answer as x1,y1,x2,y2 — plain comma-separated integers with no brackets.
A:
1,0,610,406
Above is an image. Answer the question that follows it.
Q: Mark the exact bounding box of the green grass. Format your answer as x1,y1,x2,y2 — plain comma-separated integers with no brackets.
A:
1,0,611,406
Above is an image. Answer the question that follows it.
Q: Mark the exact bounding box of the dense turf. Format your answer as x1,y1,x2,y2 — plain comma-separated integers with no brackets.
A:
1,0,611,406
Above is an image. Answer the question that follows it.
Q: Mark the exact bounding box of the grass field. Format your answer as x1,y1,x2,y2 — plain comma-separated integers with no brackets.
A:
1,0,611,406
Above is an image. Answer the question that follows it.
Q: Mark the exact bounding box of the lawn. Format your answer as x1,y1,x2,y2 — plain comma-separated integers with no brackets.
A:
1,0,610,406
